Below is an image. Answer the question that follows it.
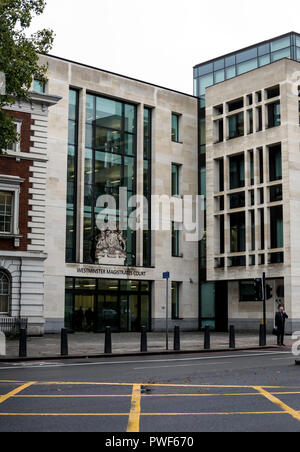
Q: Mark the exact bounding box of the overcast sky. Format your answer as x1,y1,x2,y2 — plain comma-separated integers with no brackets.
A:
29,0,300,94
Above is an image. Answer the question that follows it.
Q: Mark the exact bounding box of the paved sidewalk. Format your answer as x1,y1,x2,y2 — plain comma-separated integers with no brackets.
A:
1,331,292,359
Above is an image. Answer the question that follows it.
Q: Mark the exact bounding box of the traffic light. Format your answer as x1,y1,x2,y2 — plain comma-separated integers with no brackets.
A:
266,284,273,300
254,278,263,301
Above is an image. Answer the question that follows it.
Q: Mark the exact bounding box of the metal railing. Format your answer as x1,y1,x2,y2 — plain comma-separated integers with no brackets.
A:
0,317,28,335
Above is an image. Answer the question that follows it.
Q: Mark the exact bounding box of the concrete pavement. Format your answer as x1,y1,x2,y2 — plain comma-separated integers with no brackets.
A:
1,331,292,360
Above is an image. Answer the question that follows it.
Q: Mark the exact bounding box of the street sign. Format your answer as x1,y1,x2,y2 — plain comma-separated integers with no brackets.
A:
163,272,170,279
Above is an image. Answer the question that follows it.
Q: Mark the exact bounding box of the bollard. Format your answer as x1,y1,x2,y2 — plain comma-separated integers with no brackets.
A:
229,325,236,349
141,326,147,352
0,331,6,356
61,328,68,356
204,325,211,350
19,328,27,358
174,326,180,351
105,326,112,354
259,324,266,347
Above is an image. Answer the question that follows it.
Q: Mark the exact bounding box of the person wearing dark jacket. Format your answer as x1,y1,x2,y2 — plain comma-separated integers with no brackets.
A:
275,305,288,346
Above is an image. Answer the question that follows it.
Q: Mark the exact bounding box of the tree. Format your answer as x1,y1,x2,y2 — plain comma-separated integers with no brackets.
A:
0,0,54,151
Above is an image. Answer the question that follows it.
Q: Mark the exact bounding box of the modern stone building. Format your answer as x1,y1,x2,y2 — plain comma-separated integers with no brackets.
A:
195,32,300,333
39,54,199,334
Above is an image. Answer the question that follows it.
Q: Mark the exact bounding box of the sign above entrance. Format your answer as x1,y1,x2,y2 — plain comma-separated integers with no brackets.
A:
76,266,147,278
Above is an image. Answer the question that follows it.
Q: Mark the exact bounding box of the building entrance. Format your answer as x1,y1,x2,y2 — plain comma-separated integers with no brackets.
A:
65,278,151,333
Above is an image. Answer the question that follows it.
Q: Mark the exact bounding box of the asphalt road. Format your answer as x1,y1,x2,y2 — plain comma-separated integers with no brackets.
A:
0,349,300,432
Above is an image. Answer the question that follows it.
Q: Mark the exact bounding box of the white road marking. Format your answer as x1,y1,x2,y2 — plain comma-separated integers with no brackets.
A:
134,362,231,370
0,351,292,371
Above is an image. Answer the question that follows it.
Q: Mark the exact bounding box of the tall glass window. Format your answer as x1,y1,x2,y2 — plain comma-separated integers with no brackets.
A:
269,144,282,181
66,89,79,263
229,154,245,189
171,113,180,142
270,206,283,249
172,282,181,319
143,107,152,267
172,222,180,257
84,94,137,265
171,164,180,196
228,112,244,139
0,192,13,234
0,271,10,313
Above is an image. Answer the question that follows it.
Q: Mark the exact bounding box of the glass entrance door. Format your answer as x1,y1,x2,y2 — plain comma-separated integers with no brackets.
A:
97,294,119,332
120,294,139,332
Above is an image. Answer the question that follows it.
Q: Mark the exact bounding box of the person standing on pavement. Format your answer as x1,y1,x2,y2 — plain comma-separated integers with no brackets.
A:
275,305,288,346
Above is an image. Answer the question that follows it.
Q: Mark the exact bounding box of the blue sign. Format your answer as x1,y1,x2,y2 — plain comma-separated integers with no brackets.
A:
163,272,170,279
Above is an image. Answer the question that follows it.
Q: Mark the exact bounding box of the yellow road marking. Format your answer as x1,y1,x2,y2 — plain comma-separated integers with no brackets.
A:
0,413,129,416
253,386,300,423
14,395,132,398
30,382,286,389
0,382,35,404
127,384,141,433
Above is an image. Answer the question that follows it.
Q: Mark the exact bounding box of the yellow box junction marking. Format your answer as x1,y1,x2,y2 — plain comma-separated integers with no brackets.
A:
254,386,300,423
0,382,35,405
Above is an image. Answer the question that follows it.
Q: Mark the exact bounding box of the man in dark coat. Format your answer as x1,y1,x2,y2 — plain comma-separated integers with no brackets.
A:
275,305,288,346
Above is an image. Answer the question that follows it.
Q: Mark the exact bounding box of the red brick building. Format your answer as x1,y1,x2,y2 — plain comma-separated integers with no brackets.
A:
0,91,60,335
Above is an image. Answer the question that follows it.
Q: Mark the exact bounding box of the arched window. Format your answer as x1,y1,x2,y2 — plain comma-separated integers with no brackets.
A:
0,271,10,314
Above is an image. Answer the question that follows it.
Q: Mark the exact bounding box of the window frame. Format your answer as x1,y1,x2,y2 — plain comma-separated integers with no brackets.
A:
0,269,11,315
0,176,24,246
6,120,22,156
171,113,181,143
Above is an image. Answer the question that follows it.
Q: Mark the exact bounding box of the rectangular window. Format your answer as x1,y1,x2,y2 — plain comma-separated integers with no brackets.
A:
229,192,245,209
143,107,152,267
228,112,244,139
230,212,246,253
227,98,244,112
66,89,79,263
0,192,13,234
269,144,282,181
270,185,283,202
267,101,281,128
33,79,46,94
171,113,180,142
172,282,181,319
6,121,21,152
266,85,280,99
247,110,253,134
171,163,181,196
256,106,263,131
172,222,181,257
214,119,224,143
229,154,245,189
270,205,283,249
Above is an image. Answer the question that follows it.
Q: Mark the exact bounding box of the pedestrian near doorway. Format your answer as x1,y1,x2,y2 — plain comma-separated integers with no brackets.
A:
275,305,288,346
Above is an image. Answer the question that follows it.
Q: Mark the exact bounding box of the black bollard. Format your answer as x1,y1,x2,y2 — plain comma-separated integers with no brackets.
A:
229,325,236,349
19,328,27,358
174,326,180,351
141,326,147,352
204,325,210,350
105,326,112,354
61,328,68,356
259,324,266,347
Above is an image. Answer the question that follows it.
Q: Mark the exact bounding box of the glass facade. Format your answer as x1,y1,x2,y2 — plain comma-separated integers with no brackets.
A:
66,89,79,262
84,94,137,266
65,278,151,332
194,32,300,107
194,32,298,331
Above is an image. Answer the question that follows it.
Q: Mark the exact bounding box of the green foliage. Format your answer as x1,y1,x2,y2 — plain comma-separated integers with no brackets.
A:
0,0,54,151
